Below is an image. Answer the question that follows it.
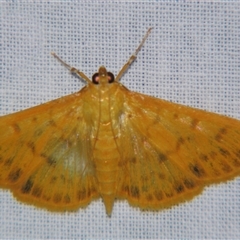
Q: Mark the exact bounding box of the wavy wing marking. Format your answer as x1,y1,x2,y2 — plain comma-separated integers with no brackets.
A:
0,92,99,211
116,91,240,210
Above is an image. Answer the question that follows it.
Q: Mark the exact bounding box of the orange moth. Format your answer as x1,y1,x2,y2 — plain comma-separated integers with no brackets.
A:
0,28,240,216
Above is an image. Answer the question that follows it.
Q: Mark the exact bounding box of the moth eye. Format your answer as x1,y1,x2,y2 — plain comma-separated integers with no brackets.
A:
107,72,115,83
92,73,99,84
91,72,115,84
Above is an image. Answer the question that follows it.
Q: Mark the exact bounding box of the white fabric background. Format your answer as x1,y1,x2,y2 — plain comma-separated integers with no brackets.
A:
0,1,240,239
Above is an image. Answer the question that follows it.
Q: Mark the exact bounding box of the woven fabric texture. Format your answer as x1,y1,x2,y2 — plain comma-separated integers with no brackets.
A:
0,1,240,239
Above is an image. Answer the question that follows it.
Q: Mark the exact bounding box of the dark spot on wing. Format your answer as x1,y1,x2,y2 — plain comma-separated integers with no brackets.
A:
41,153,47,159
232,158,240,167
42,194,51,201
158,173,166,180
158,152,168,162
146,194,153,201
8,168,22,182
118,160,123,167
27,141,35,153
12,124,20,133
153,116,161,124
184,179,195,189
34,128,44,137
154,191,163,201
87,189,91,198
130,157,137,164
191,119,199,129
235,149,240,159
53,193,62,203
50,176,57,184
220,161,232,173
165,192,174,198
91,186,97,195
60,174,66,184
215,128,227,142
173,113,178,119
141,175,149,182
32,117,37,122
210,151,217,159
189,163,206,178
220,128,227,134
131,186,140,198
186,135,194,142
77,188,86,201
21,178,34,194
219,148,230,157
175,184,184,194
212,169,221,177
141,185,148,193
63,194,71,204
123,185,129,193
4,157,14,167
48,120,57,127
47,156,56,166
176,137,185,150
215,134,222,142
32,186,42,197
199,154,209,161
60,136,73,147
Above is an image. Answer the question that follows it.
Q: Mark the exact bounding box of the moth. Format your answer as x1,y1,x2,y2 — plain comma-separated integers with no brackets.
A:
0,28,240,216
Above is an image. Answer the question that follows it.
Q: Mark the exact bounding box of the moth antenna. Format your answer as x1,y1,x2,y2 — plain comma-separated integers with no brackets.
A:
115,27,153,82
51,52,91,84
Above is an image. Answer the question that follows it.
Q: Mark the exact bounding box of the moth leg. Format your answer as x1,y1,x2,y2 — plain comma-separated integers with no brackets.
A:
115,27,153,82
51,52,91,84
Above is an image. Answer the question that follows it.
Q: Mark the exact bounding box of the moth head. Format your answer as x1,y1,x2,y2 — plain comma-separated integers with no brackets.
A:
92,66,115,85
